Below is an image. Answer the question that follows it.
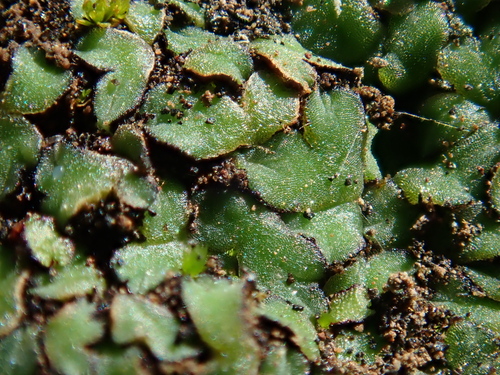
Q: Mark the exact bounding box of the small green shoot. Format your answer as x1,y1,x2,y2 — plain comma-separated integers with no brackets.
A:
182,245,208,277
77,0,130,28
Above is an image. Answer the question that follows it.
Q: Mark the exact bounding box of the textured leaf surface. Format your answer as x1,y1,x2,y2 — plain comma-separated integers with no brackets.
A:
284,201,365,263
0,46,71,114
194,188,326,283
144,72,299,158
168,0,205,28
291,0,383,65
395,122,500,205
23,214,75,267
251,34,351,94
237,89,365,212
363,123,382,181
362,179,416,249
459,221,500,262
76,28,154,130
0,325,40,375
182,277,260,374
94,347,147,375
318,285,372,327
261,297,320,362
242,71,300,144
111,294,196,361
143,84,248,159
433,277,500,332
31,260,105,300
165,27,214,55
44,300,103,375
112,241,188,294
125,0,165,44
36,142,152,226
184,39,253,85
445,321,500,375
323,251,414,296
111,124,152,170
438,37,500,112
260,344,309,375
0,248,27,337
333,328,384,365
141,179,189,243
464,265,500,302
0,115,42,199
377,2,448,93
418,93,491,157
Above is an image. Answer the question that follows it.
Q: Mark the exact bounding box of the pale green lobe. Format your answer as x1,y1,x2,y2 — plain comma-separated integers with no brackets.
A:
378,2,448,93
459,222,500,262
144,70,300,159
242,71,300,144
0,248,28,337
76,28,154,131
0,325,40,375
165,27,215,55
111,124,152,170
259,344,309,375
116,173,158,209
251,34,352,94
318,285,372,327
35,142,155,226
491,164,500,214
323,251,414,296
184,39,253,85
194,188,326,283
418,93,490,157
395,122,500,206
284,201,365,263
94,347,146,375
112,241,188,294
30,260,105,300
0,46,71,114
237,89,365,212
445,321,500,375
333,328,384,366
36,142,129,225
143,84,248,159
182,277,260,375
111,294,197,361
0,115,42,199
125,0,165,44
111,178,190,293
23,214,75,267
394,166,474,206
291,0,383,65
168,0,205,28
363,122,382,181
433,276,500,333
438,37,500,114
464,265,500,302
44,300,104,375
394,123,500,205
260,297,320,362
140,179,189,243
362,178,416,249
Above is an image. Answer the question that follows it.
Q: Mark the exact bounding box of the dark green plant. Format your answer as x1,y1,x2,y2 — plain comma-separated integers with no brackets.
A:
0,0,499,374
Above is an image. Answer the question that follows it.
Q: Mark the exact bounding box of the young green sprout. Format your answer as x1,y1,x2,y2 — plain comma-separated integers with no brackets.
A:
77,0,130,28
